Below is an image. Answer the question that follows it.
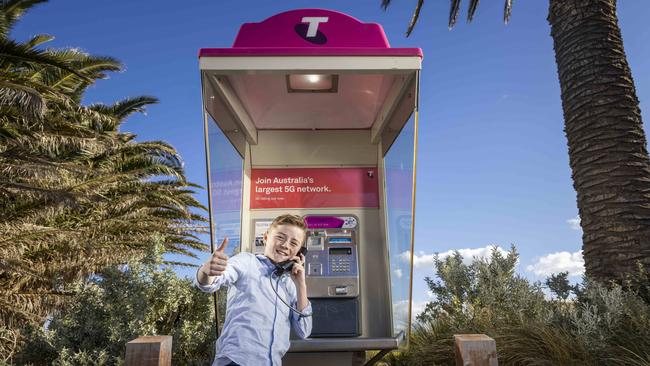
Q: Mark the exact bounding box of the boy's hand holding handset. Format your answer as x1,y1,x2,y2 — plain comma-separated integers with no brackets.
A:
289,252,307,287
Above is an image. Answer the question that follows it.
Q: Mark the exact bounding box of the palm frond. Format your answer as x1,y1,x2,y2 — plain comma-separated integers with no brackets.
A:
449,0,462,29
0,38,90,82
89,95,158,129
467,0,480,22
504,0,513,24
25,33,53,48
0,78,45,119
0,0,47,37
162,260,201,268
391,0,514,35
44,50,122,94
406,0,424,37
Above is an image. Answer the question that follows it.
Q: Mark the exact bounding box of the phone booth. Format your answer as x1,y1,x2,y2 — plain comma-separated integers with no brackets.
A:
199,9,421,365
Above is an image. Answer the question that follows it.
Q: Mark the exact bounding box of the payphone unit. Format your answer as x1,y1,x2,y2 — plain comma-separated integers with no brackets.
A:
304,215,360,337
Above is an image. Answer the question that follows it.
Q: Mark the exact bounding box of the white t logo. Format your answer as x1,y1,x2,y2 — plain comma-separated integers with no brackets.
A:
301,17,328,37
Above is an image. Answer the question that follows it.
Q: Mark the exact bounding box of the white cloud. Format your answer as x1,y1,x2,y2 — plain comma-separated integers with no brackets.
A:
567,216,581,230
412,301,427,319
400,245,509,269
399,250,435,268
394,269,403,279
392,300,428,333
526,250,584,277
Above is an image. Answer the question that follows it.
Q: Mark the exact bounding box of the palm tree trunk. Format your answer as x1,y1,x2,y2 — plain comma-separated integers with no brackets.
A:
548,0,650,283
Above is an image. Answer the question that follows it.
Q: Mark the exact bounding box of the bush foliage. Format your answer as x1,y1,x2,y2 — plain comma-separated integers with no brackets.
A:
12,245,650,365
13,246,219,365
384,247,650,366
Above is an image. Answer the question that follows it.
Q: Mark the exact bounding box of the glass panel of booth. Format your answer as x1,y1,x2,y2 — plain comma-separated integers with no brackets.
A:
205,113,244,256
384,111,416,344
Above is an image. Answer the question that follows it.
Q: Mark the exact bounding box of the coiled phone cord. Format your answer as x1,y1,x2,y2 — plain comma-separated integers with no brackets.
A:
269,273,311,318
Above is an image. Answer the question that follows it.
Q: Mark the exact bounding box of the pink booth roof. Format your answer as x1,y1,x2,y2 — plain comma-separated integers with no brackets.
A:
199,9,423,58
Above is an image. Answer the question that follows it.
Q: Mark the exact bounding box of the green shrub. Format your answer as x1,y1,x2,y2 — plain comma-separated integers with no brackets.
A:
387,247,650,366
13,246,219,365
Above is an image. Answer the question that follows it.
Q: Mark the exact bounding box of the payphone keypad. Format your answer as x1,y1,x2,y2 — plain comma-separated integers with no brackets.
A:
330,248,352,273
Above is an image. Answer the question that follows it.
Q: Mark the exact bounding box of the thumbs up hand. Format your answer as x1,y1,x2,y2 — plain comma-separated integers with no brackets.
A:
200,238,229,277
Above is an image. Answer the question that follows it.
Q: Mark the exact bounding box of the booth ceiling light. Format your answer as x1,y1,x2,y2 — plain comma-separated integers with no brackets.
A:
286,74,338,93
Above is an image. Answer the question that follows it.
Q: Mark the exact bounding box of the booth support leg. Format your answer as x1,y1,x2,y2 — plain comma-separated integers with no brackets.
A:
363,349,391,366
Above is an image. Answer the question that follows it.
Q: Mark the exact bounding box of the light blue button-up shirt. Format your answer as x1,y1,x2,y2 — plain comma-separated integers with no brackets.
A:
194,252,312,366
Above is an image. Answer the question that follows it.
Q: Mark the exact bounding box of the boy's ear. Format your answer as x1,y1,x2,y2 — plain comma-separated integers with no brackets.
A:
263,231,268,244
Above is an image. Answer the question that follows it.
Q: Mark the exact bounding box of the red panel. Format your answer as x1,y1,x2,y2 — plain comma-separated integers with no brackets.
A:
250,167,379,209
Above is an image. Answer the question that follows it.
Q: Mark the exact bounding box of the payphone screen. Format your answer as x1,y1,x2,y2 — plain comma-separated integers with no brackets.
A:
329,248,352,255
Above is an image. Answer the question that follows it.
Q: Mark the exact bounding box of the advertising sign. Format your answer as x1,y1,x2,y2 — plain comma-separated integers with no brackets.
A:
250,167,378,209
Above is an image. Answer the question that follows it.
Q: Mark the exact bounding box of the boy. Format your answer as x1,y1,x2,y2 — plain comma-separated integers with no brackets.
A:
195,214,312,366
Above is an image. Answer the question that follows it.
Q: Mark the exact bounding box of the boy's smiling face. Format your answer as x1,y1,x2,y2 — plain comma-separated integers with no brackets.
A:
263,224,305,264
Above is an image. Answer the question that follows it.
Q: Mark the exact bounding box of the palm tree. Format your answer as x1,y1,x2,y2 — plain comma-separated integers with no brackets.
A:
382,0,650,284
0,0,207,356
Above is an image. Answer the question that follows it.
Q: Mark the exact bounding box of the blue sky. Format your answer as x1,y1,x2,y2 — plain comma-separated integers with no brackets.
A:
12,1,650,314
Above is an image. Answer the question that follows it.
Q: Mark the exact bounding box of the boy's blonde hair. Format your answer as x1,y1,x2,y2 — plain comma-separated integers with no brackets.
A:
268,214,307,243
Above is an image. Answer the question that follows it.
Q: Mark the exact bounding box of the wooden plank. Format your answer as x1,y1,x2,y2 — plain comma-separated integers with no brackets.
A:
454,334,498,366
125,336,172,366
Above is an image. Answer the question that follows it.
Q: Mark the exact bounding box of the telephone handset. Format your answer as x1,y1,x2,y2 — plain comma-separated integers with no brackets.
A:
274,246,308,276
270,245,311,318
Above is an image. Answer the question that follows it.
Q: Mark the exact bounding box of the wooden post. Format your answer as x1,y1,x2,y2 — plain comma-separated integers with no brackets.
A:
454,334,498,366
125,336,172,366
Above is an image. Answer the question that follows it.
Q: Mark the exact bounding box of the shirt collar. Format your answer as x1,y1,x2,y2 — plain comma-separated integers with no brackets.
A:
256,254,283,277
255,254,277,269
